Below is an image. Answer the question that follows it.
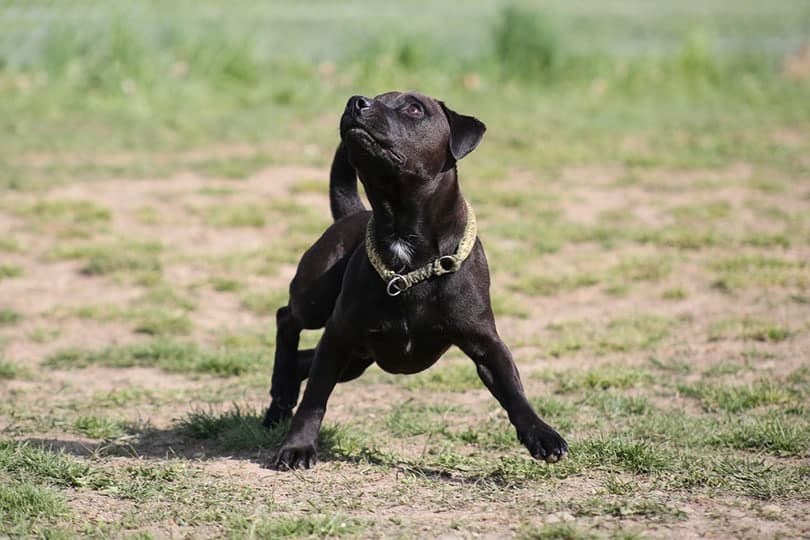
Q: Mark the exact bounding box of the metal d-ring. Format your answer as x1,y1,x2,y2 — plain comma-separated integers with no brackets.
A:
386,274,407,297
436,255,459,274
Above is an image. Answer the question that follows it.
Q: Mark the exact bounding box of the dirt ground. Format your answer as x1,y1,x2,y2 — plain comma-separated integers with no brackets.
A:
1,158,809,539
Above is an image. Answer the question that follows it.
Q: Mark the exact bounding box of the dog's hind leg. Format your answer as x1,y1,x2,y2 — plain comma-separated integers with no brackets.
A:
263,306,307,427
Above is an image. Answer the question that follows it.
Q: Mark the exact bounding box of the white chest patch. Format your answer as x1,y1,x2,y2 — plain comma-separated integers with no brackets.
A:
390,239,414,266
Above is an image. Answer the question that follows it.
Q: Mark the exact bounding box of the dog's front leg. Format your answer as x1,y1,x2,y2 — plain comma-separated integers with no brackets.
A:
457,332,568,463
273,329,349,470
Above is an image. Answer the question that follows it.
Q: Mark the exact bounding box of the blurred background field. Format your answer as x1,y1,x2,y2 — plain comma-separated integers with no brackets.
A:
2,0,809,177
1,1,809,538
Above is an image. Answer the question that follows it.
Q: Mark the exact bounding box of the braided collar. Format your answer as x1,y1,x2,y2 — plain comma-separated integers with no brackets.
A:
365,199,477,296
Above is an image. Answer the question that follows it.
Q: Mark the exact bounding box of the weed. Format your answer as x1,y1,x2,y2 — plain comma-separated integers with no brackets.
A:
16,199,110,226
710,414,810,456
243,515,366,539
384,401,455,437
209,276,242,292
710,254,808,291
46,339,265,376
661,287,687,300
0,308,23,327
197,203,268,228
0,265,23,280
0,359,21,380
405,362,480,392
709,317,791,342
49,241,163,278
0,238,21,252
73,416,126,439
492,5,561,81
680,379,793,413
240,290,289,317
0,480,67,534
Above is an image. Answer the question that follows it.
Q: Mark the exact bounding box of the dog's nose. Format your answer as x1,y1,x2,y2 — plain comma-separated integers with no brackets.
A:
347,95,372,115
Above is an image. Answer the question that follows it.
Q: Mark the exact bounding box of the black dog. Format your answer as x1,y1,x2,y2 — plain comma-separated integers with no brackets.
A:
263,91,568,469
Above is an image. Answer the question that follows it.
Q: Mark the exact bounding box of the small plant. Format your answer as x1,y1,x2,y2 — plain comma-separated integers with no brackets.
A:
492,5,561,81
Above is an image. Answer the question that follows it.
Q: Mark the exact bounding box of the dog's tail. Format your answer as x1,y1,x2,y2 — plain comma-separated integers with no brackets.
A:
329,142,366,221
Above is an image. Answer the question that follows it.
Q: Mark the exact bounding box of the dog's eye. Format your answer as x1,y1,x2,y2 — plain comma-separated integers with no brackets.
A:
404,103,423,117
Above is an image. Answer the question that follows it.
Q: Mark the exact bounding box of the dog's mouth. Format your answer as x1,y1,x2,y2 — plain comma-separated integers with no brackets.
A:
344,127,405,166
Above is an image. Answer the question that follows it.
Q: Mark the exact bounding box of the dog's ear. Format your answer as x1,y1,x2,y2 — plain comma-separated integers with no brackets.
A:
439,102,487,162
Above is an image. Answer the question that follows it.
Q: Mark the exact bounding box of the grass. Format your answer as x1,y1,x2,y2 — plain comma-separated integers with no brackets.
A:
0,359,21,380
1,0,809,537
196,203,268,228
0,480,67,534
45,339,267,377
679,379,794,413
15,199,111,226
709,316,792,342
0,265,23,280
405,362,481,392
240,290,289,317
72,416,128,440
238,515,366,539
0,308,23,327
546,314,673,357
710,254,809,291
49,241,163,280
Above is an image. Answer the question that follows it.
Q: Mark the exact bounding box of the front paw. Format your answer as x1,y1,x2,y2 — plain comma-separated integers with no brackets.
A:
262,404,292,427
520,424,568,464
273,439,318,470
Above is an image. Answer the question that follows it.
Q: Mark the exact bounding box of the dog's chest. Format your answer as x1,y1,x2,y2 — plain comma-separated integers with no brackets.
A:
363,316,449,374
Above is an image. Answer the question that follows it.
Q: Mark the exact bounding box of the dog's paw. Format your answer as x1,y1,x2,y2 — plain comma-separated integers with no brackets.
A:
520,424,569,464
273,440,318,470
262,404,292,428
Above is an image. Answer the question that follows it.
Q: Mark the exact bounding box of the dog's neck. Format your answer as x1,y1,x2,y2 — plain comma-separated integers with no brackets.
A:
363,169,467,270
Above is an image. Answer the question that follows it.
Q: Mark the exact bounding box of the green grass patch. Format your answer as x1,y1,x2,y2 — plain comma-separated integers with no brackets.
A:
15,199,110,226
0,238,21,253
518,522,592,540
239,515,366,539
132,309,193,337
669,200,731,222
73,415,127,439
46,339,266,376
0,359,23,380
517,270,600,296
209,276,242,292
0,308,23,327
551,366,654,393
240,289,289,317
0,441,108,490
196,203,268,228
709,316,791,342
49,241,163,279
490,291,531,318
710,254,809,291
177,406,377,464
680,379,793,413
0,265,23,280
546,314,673,357
635,225,728,250
661,287,687,300
405,362,480,392
710,414,810,457
384,401,457,437
586,392,653,417
0,480,67,534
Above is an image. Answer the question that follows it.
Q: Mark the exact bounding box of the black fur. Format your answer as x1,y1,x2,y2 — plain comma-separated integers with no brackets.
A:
264,91,568,469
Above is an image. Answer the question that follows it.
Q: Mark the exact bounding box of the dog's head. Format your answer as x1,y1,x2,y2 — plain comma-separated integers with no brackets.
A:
339,91,486,182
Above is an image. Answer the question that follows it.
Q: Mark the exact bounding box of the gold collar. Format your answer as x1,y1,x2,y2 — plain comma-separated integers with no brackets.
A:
365,199,477,296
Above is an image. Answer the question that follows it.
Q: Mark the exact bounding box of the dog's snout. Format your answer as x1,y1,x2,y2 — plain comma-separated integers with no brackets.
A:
347,95,372,115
